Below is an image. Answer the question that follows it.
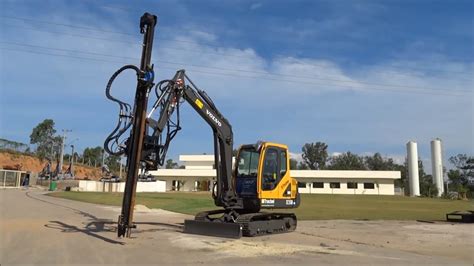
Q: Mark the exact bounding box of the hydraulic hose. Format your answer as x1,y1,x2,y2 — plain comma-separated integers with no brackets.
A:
104,65,145,156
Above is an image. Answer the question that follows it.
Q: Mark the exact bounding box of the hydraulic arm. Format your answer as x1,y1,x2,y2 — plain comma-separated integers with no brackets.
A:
145,70,242,210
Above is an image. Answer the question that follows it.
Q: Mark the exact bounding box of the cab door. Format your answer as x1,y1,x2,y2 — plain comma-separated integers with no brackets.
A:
258,144,296,208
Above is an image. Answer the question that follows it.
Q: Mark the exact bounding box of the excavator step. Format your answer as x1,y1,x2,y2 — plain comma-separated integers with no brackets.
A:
183,219,243,239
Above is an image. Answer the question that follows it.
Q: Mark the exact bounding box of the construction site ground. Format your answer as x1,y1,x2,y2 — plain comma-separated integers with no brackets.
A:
1,188,472,265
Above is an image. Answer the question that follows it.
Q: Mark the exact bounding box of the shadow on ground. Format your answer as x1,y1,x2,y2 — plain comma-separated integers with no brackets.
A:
26,191,183,244
45,220,124,245
44,220,184,244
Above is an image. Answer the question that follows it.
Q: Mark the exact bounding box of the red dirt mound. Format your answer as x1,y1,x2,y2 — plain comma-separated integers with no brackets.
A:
0,152,102,180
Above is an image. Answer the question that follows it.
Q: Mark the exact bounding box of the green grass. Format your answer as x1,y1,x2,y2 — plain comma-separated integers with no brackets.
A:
48,192,474,221
49,191,216,215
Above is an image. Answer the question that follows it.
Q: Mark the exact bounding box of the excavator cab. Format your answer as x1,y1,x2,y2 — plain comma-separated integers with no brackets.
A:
235,142,300,212
185,142,300,238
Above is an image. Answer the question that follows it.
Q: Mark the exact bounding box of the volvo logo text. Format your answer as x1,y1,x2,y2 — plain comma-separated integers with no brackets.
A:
206,109,222,127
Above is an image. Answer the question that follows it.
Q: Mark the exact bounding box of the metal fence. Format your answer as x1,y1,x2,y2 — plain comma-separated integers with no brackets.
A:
0,169,23,188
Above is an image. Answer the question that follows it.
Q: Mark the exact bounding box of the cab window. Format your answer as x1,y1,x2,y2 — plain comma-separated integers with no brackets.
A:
280,150,287,177
237,149,259,178
262,148,278,190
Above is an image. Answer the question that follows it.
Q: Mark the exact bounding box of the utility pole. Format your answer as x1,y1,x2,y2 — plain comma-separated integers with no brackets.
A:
119,155,123,180
102,148,106,167
49,138,55,162
70,145,75,177
59,129,72,178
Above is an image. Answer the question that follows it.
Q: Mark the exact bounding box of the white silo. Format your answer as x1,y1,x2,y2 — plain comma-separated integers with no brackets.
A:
431,139,444,196
406,141,420,196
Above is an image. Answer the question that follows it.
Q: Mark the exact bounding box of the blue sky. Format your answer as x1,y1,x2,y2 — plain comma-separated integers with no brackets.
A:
0,0,473,170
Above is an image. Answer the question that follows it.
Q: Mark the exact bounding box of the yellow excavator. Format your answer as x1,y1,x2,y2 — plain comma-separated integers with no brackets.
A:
103,12,300,238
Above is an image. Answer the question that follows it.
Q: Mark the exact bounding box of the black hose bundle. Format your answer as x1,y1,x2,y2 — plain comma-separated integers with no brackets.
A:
103,65,142,156
145,79,183,168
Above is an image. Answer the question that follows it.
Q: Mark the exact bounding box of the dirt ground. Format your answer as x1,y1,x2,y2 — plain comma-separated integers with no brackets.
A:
1,188,472,265
0,151,102,179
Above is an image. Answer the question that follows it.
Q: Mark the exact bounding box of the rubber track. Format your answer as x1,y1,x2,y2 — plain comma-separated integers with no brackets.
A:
236,212,297,236
192,210,297,237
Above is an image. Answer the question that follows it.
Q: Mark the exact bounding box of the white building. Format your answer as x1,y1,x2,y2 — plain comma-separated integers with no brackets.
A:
77,180,166,193
293,170,400,195
148,155,401,195
150,155,216,192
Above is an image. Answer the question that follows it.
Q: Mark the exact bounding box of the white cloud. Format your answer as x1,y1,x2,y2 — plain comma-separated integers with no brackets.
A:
250,3,263,11
289,152,303,162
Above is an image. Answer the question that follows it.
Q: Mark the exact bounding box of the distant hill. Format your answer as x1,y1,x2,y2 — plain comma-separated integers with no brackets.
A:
0,151,102,180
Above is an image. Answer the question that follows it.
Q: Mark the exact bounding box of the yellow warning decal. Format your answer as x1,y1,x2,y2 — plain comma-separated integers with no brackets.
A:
195,99,204,109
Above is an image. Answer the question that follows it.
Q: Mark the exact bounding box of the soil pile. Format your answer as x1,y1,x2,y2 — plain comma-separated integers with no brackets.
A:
0,151,102,180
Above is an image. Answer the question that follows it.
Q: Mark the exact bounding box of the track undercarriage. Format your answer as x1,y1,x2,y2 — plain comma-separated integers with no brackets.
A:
184,209,297,238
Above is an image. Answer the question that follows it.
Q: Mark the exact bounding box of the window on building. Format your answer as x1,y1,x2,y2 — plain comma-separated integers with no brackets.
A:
312,182,324,188
298,182,307,188
347,182,358,189
330,182,340,189
364,182,375,189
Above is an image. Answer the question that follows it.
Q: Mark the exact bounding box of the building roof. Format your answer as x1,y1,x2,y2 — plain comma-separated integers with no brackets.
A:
291,170,401,179
179,155,214,162
149,169,216,177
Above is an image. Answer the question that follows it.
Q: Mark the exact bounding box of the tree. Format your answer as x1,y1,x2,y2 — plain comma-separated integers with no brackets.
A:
0,138,30,153
301,142,328,170
420,174,438,197
83,146,103,166
393,162,408,193
63,154,71,162
327,152,366,170
447,169,468,199
447,169,464,188
289,158,298,170
165,159,179,169
415,160,438,197
297,162,309,170
105,154,121,173
364,153,397,170
449,154,474,180
363,153,409,193
448,154,474,198
29,119,58,160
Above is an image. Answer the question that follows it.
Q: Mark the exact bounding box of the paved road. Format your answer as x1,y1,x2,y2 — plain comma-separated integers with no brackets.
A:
1,189,472,265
